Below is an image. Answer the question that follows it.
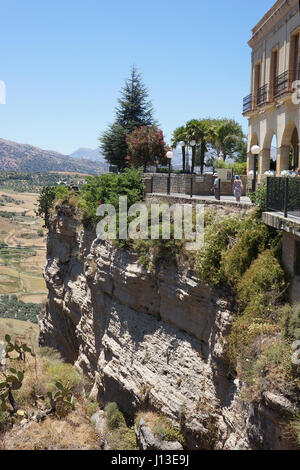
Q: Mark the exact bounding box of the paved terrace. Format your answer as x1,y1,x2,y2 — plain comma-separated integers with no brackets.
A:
146,192,252,208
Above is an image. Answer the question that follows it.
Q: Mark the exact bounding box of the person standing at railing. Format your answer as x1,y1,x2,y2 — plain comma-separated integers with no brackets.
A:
233,175,243,202
212,173,220,199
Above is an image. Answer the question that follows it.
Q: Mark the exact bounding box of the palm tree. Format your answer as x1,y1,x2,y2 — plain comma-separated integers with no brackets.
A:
213,119,245,161
171,126,187,173
185,120,203,174
195,120,218,174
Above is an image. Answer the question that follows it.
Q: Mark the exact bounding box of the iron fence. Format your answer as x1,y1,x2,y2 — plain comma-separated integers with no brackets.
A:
266,177,300,219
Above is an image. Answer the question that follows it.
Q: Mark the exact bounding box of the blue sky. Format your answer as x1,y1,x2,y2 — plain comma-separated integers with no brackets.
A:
0,0,275,155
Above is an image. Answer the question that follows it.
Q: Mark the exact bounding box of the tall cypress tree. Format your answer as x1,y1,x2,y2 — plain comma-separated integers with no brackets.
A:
100,66,155,170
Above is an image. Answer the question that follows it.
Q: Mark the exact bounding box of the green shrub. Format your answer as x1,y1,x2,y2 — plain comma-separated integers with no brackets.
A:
78,169,144,222
35,186,56,227
54,185,72,201
282,303,300,341
237,250,287,310
136,412,185,445
195,215,241,285
104,402,126,430
0,410,9,432
249,181,267,212
44,357,86,395
290,415,300,445
106,426,138,450
151,416,185,445
221,215,271,286
228,250,287,372
104,402,138,450
86,399,99,417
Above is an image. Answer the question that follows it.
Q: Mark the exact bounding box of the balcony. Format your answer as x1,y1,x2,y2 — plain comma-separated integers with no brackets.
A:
243,94,252,113
243,65,300,114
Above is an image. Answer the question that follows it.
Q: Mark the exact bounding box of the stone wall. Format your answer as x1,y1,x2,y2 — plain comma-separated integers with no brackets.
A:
262,211,300,303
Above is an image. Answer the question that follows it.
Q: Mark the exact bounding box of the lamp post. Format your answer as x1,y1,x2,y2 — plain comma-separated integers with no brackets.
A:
251,145,260,192
166,151,173,194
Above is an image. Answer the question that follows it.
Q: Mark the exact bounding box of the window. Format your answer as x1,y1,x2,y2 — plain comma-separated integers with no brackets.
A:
290,33,300,83
270,49,278,99
254,63,261,106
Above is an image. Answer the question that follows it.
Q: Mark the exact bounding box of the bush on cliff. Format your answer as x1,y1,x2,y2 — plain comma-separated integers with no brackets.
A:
236,250,287,310
229,250,287,362
248,180,267,212
194,215,241,285
36,169,144,227
221,213,280,287
136,412,185,445
78,169,144,221
228,250,300,401
104,402,138,450
282,303,300,341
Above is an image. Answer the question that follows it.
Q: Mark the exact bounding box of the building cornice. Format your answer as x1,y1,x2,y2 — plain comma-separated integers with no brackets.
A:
248,0,299,49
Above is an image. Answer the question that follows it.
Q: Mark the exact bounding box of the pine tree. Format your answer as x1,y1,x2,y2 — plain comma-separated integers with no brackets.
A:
100,66,156,170
116,66,154,131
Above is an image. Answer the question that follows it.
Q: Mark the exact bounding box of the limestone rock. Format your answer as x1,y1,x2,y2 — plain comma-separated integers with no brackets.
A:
39,209,299,450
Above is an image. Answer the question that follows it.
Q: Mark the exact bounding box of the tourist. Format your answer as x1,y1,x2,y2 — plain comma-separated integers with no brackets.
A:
296,167,300,177
212,173,220,199
233,175,243,202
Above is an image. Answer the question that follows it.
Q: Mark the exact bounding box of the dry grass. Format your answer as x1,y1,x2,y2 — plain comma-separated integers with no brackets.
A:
1,406,101,450
0,343,101,450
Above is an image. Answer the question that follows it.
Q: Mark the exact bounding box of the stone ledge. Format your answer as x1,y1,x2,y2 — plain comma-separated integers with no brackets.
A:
262,211,300,236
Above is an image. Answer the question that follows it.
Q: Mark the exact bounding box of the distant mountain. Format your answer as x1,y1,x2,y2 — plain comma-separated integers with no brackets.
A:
70,147,104,162
0,138,107,174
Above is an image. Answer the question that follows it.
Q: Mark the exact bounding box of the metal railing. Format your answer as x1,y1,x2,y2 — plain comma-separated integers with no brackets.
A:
256,84,268,106
243,64,300,111
243,94,252,113
274,71,289,97
266,177,300,219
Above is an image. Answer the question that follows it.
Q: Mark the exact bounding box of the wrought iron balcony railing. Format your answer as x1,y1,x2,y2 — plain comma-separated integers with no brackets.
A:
243,65,300,113
274,66,300,98
274,71,289,98
243,94,252,113
256,84,268,106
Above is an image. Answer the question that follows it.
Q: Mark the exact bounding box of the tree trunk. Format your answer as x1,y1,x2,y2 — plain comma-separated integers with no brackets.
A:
182,147,186,173
191,147,196,174
200,142,205,175
8,386,18,414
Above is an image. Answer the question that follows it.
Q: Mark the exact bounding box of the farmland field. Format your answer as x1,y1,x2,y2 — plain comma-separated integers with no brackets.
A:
0,190,47,305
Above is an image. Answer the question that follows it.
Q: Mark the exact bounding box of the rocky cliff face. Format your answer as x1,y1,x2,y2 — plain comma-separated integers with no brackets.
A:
39,205,298,450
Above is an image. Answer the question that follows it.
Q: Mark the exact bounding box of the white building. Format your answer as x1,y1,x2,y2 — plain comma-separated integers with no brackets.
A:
244,0,300,178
